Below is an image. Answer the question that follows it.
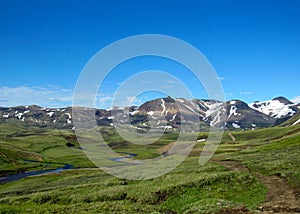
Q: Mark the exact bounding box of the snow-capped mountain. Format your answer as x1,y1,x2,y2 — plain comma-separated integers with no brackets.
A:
0,106,112,129
135,97,227,129
249,97,299,125
0,96,299,130
226,100,276,129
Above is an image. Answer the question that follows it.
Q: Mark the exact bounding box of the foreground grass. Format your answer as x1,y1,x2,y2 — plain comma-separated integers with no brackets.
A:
0,124,299,213
0,158,266,213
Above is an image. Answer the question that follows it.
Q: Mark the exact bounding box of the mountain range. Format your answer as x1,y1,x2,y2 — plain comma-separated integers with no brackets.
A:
0,96,299,130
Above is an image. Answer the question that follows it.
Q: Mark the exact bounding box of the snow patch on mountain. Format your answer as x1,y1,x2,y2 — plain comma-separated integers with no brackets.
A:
65,113,72,123
291,96,300,104
160,99,167,116
183,103,198,115
65,113,72,119
130,110,139,116
249,99,296,119
164,125,173,130
15,112,24,119
176,98,185,103
228,106,238,119
190,101,198,109
3,113,9,118
232,122,240,129
197,101,207,109
170,114,176,121
47,112,54,117
205,102,221,118
205,102,224,126
147,111,154,116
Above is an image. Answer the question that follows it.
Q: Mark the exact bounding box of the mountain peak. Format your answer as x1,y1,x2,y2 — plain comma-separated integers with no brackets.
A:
249,97,296,120
272,96,293,105
163,96,175,103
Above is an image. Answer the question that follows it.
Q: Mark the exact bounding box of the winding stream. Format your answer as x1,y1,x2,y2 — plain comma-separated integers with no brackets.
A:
0,164,73,184
109,152,138,162
0,152,138,184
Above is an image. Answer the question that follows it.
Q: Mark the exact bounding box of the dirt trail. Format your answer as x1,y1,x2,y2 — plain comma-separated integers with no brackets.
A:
228,133,236,142
216,160,300,214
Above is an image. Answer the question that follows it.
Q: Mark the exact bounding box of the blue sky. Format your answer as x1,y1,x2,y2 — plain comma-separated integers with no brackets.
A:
0,0,299,108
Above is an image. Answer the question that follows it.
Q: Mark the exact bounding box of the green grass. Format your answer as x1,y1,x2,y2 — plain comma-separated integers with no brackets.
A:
0,128,95,175
0,124,299,213
217,126,300,189
0,159,266,213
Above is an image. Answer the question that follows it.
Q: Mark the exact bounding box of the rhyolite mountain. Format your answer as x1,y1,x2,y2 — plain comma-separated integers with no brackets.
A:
0,96,299,130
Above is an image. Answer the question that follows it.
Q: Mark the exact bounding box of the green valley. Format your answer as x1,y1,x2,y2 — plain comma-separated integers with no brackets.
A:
0,124,299,213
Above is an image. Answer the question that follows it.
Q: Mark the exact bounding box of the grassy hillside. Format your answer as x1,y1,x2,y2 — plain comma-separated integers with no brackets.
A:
0,125,299,213
0,124,94,176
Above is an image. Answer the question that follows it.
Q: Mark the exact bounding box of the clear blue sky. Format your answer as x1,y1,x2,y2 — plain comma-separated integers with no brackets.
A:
0,0,299,108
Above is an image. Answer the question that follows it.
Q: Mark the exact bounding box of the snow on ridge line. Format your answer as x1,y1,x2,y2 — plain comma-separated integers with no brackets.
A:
176,98,185,103
249,99,296,119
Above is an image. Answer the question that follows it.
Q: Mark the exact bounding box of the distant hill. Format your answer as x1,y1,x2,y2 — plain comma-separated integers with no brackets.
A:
0,96,299,130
